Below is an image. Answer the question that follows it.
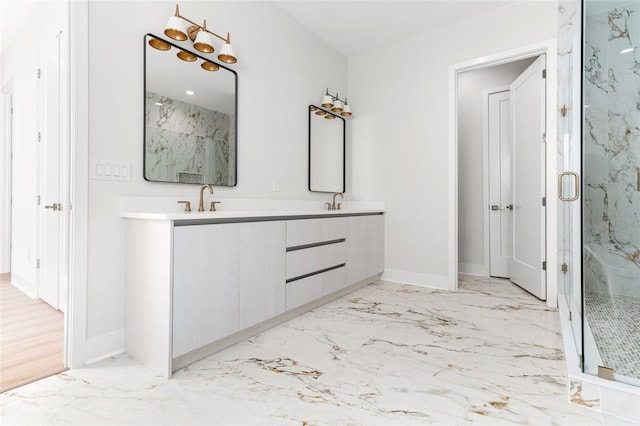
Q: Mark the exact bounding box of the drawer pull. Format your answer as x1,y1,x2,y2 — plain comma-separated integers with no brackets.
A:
287,238,346,252
286,263,346,283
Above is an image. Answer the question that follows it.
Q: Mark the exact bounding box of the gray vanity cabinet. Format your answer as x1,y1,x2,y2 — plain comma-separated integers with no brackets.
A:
172,221,286,359
346,214,385,285
124,211,384,378
172,224,241,359
238,221,286,329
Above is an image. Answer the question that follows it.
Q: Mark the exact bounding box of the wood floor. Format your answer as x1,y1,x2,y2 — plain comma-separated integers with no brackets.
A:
0,273,65,393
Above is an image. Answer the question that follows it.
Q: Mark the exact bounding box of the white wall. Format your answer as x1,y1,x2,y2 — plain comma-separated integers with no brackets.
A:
0,1,67,291
457,58,534,275
84,1,347,349
348,1,557,288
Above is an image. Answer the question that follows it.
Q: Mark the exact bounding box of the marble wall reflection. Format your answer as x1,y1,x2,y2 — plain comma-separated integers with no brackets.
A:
583,2,640,298
145,91,236,186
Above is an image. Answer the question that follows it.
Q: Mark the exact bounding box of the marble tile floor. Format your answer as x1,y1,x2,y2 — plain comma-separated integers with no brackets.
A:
0,275,624,425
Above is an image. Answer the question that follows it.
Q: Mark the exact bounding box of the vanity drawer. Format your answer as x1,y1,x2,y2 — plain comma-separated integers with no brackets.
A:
286,266,346,310
286,217,347,247
286,241,346,280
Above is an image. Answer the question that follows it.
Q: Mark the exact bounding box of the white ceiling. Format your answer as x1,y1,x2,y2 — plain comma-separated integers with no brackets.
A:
273,1,518,57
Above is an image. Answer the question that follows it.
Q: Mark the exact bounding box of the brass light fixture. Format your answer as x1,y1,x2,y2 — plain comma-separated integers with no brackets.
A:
319,88,353,117
156,3,238,65
310,105,337,121
148,36,221,72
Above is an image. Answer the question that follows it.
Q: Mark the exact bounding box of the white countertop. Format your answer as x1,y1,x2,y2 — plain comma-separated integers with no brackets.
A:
120,196,385,221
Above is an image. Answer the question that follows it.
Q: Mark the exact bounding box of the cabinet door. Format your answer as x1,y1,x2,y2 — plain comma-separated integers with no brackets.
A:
239,221,286,329
346,214,385,285
172,224,240,358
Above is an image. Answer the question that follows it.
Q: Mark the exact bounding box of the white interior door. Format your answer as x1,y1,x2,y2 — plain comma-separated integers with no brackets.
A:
39,32,62,310
509,55,547,300
488,90,512,278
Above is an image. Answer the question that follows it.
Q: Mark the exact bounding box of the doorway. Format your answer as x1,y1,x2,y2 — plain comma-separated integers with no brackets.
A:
0,7,70,390
451,41,558,306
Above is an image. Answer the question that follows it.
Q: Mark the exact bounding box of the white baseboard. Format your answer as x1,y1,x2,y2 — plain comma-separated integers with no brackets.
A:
381,269,453,291
85,329,125,365
458,263,486,276
10,272,37,298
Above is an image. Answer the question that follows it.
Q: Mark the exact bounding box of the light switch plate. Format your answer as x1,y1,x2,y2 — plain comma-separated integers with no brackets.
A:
91,159,131,181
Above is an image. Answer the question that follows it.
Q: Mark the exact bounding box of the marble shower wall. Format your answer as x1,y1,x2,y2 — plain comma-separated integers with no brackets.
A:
145,91,235,185
583,1,640,294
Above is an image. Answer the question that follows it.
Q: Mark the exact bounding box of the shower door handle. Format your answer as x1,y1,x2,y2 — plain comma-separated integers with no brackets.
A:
558,171,580,201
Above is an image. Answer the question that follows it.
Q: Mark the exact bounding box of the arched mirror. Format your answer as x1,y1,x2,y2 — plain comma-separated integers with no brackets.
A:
144,34,237,186
308,105,345,193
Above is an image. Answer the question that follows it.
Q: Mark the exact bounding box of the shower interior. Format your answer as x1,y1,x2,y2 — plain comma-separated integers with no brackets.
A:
581,0,640,386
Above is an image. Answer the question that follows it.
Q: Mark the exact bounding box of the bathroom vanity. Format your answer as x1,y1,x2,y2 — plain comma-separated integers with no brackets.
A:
121,204,384,378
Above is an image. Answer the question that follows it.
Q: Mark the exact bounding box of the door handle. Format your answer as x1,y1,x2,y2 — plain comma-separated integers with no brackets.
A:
558,172,580,201
491,205,513,211
44,203,61,211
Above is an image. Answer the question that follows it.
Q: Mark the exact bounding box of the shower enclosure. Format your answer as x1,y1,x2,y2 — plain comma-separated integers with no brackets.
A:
581,0,640,386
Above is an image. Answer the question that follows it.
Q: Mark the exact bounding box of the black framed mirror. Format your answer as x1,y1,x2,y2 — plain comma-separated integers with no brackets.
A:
308,105,345,193
144,34,237,186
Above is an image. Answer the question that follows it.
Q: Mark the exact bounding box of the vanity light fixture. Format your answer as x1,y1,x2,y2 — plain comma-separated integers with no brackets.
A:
148,36,223,73
319,88,353,117
159,3,238,64
310,105,338,120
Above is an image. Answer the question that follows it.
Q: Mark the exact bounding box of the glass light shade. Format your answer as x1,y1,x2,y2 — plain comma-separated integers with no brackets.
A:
218,42,237,64
321,95,333,108
194,30,215,53
177,50,197,62
340,104,352,117
331,99,344,112
164,16,188,41
201,61,220,72
148,37,171,51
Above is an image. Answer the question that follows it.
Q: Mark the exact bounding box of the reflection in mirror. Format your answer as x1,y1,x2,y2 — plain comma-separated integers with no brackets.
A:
144,34,237,186
308,105,345,193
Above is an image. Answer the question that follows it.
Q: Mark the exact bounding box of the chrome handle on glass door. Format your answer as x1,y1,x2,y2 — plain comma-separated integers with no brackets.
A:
558,172,580,201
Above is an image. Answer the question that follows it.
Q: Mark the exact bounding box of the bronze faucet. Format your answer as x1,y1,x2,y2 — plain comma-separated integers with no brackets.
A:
326,192,344,210
198,184,214,212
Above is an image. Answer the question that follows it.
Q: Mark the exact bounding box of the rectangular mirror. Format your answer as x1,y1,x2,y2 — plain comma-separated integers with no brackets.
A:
144,34,237,186
308,105,345,193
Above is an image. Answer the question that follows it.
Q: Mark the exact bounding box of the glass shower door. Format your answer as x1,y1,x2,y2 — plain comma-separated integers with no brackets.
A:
558,10,583,361
582,0,640,386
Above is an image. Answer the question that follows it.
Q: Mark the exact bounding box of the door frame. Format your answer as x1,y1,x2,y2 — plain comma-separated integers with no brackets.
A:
1,86,12,274
482,86,510,278
449,39,558,308
67,0,89,369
